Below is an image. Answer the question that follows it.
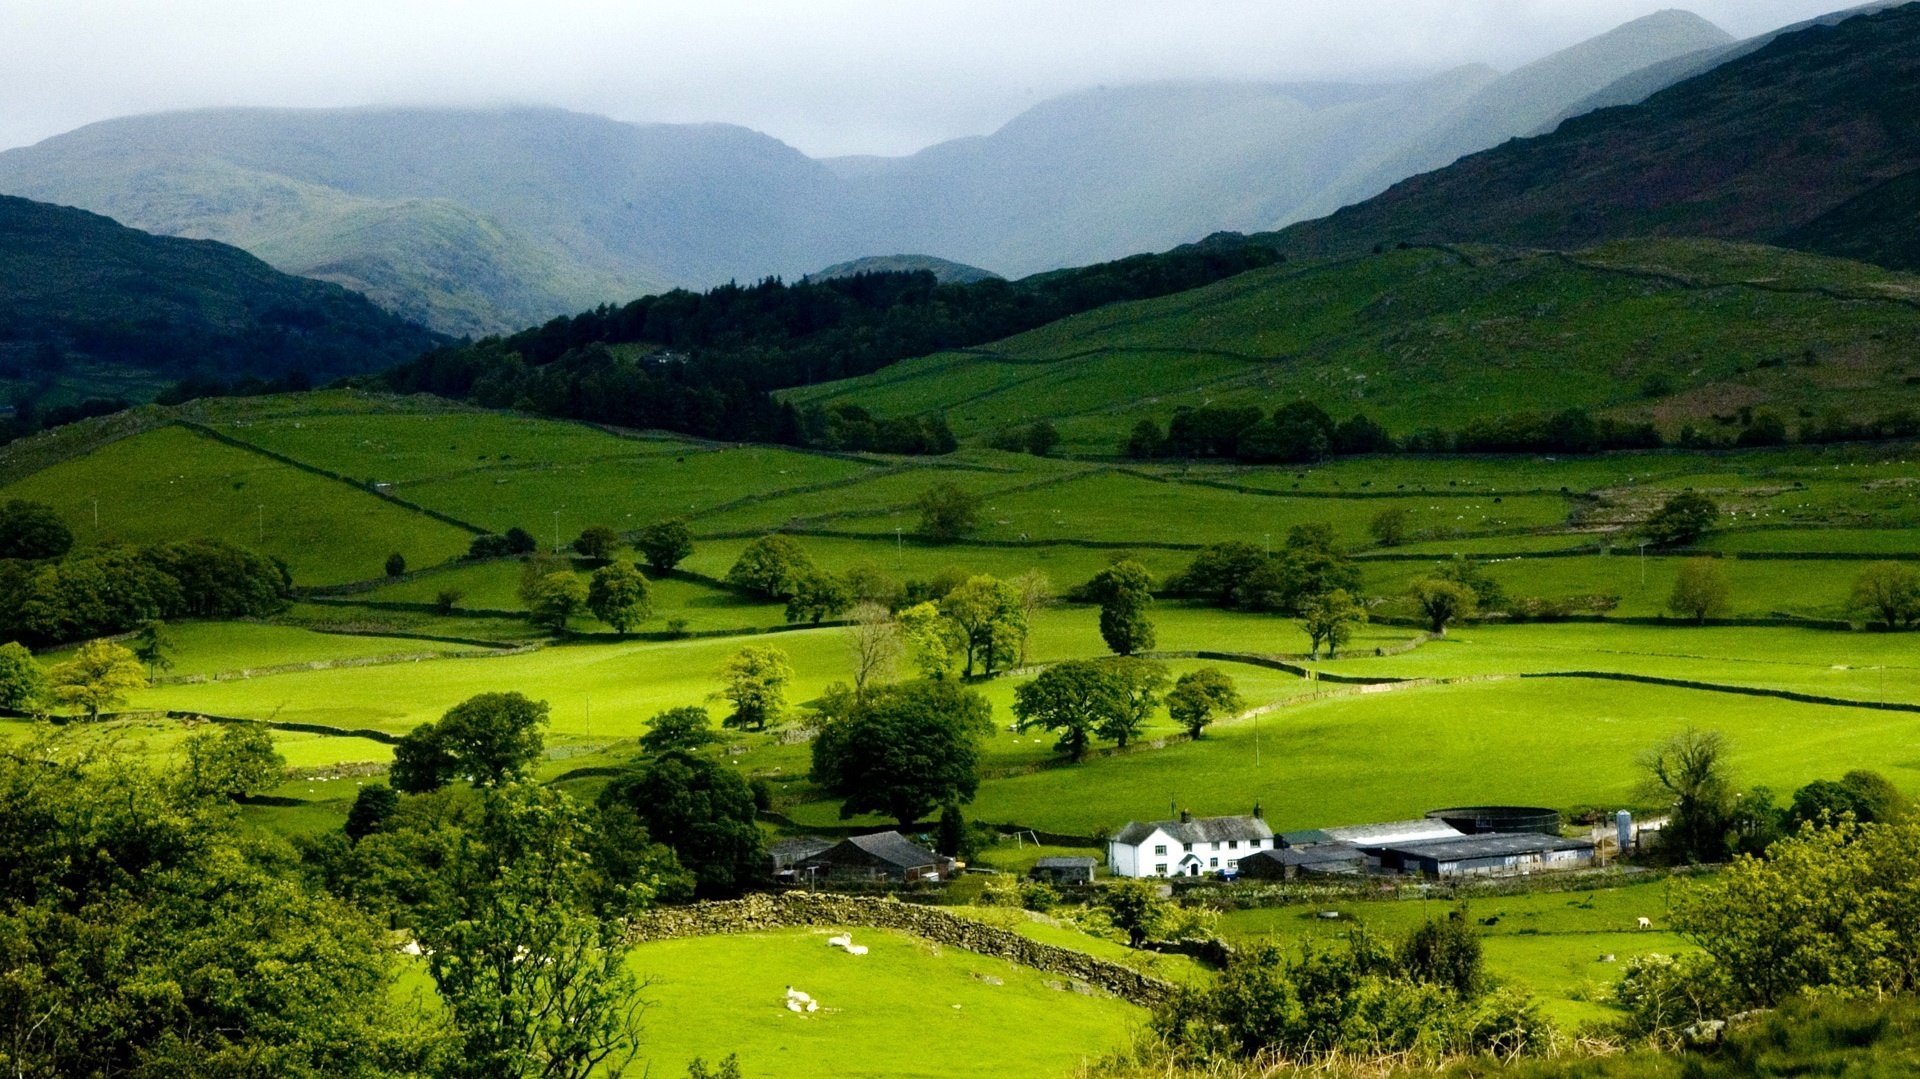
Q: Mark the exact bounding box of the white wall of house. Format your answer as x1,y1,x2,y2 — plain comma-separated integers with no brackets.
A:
1109,831,1274,877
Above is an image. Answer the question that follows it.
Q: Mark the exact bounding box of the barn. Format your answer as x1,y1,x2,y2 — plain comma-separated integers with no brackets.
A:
1029,856,1097,885
1235,843,1367,880
797,831,953,883
1371,832,1596,878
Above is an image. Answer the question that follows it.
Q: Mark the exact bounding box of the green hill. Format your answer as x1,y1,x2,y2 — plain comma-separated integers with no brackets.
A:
1267,5,1920,273
804,254,1000,284
788,238,1920,452
0,194,442,408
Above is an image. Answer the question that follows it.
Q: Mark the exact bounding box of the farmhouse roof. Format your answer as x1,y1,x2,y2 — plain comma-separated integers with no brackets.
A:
1112,815,1274,846
1246,843,1366,868
834,831,945,869
1322,819,1465,847
1377,832,1594,862
1033,856,1097,869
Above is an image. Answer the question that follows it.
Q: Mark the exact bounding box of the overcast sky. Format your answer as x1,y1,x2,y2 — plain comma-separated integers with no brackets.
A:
0,0,1857,158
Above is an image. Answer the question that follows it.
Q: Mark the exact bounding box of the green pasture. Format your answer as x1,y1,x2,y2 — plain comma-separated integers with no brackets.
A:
1213,877,1695,1025
1363,551,1866,618
921,676,1920,838
355,559,790,633
0,716,392,775
0,424,475,585
680,534,1196,594
38,621,469,680
624,929,1142,1079
688,462,1046,534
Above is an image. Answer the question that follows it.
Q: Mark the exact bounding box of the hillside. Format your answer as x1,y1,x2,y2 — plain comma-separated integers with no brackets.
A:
0,194,442,408
1267,4,1920,271
0,11,1731,334
804,254,1000,285
789,238,1920,452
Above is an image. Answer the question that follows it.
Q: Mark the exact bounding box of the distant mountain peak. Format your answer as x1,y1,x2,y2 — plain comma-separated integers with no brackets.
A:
803,254,1002,285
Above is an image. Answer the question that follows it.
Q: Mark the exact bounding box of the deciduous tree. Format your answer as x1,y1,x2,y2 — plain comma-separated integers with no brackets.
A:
713,645,792,730
1668,557,1731,624
1089,559,1156,656
1850,561,1920,630
47,638,146,720
915,481,981,542
529,570,589,634
1643,492,1718,547
181,721,286,800
634,518,694,574
939,574,1026,676
845,600,902,694
640,706,719,755
587,562,652,634
600,753,763,897
1166,666,1242,739
724,534,814,599
811,681,992,826
0,640,48,712
571,525,621,562
1412,578,1477,634
1300,588,1367,658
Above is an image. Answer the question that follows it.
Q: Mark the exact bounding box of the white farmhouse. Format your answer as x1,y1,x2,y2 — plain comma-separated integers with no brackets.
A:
1108,810,1274,877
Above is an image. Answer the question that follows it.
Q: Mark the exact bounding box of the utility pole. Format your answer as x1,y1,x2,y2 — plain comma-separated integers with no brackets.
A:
553,509,562,554
91,496,99,529
894,526,903,567
256,504,264,544
1639,541,1649,586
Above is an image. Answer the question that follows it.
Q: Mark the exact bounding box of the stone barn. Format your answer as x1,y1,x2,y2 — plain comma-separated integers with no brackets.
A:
797,831,954,883
1029,856,1097,885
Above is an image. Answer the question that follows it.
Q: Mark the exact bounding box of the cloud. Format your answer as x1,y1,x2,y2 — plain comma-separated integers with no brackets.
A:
0,0,1855,157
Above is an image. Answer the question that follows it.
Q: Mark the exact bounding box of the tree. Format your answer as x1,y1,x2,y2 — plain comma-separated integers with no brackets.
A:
916,481,981,542
1412,578,1477,634
724,534,814,599
1103,877,1173,948
587,562,653,634
1643,491,1718,547
571,525,621,562
132,619,177,679
1299,588,1367,658
1125,418,1164,459
1668,557,1731,624
713,645,792,730
1172,541,1267,607
47,638,146,720
1850,561,1920,630
811,680,993,827
1267,525,1362,614
939,575,1026,676
601,753,764,897
1011,569,1054,664
897,600,964,679
1640,728,1734,863
391,692,550,793
1400,908,1485,996
0,640,48,712
1099,657,1169,748
634,518,694,574
529,570,589,634
1789,769,1908,829
181,721,286,800
0,498,73,560
1013,659,1119,760
344,782,399,841
785,570,852,624
641,706,719,755
1437,557,1506,613
1166,667,1243,739
846,600,902,694
1368,507,1410,547
435,588,464,615
1024,420,1061,457
421,782,649,1078
385,551,407,578
1089,560,1156,656
503,526,539,554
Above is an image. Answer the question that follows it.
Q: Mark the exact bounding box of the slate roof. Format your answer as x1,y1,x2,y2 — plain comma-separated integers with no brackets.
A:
768,836,835,866
1112,815,1273,846
832,830,946,869
1322,819,1465,847
1034,856,1097,869
1256,844,1367,867
1278,829,1334,847
1378,832,1594,863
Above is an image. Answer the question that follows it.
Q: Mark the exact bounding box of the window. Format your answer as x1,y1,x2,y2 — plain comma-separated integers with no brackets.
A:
1153,844,1167,856
1228,859,1239,869
1228,840,1238,850
1184,843,1194,853
1209,857,1219,868
1154,864,1167,876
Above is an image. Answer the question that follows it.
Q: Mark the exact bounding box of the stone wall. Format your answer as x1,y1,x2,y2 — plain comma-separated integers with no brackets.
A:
628,891,1178,1009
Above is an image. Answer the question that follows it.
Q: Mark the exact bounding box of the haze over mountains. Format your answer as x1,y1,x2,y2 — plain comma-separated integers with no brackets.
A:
0,9,1736,337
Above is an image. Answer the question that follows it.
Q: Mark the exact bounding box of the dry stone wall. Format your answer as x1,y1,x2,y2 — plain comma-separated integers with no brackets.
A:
628,891,1177,1008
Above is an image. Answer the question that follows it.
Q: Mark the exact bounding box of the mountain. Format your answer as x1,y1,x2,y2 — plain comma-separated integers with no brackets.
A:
1267,5,1920,269
0,13,1737,336
804,254,1001,285
0,194,441,398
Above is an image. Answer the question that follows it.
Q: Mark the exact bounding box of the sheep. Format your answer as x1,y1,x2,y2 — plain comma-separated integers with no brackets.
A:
827,934,852,949
1637,917,1652,930
785,1000,803,1013
806,1000,818,1012
845,944,869,956
785,986,813,1004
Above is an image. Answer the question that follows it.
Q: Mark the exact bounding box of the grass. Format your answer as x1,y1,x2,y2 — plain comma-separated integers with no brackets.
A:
42,621,471,679
1213,877,1695,1026
0,424,474,586
624,929,1142,1079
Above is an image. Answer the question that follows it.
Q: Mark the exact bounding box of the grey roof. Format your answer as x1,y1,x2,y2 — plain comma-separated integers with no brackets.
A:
834,830,945,869
1278,829,1333,847
1379,832,1594,863
1112,815,1273,846
1250,843,1367,867
1033,856,1097,869
1323,819,1465,847
768,836,835,865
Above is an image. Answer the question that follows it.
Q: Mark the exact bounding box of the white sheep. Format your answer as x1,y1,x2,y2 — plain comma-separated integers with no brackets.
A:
806,1000,818,1012
1637,917,1652,930
786,986,813,1004
845,944,869,956
786,1000,803,1013
827,934,852,949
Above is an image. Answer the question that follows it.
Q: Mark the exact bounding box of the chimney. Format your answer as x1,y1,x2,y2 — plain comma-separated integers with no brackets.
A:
1252,800,1264,820
1179,808,1193,824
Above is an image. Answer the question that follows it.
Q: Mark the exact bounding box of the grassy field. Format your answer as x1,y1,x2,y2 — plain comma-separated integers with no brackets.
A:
625,929,1142,1079
1213,876,1696,1026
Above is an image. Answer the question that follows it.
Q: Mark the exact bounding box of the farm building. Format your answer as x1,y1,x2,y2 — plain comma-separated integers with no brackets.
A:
1029,856,1097,885
1370,833,1596,877
1320,819,1465,849
768,836,835,882
1108,810,1274,877
796,831,954,883
1235,843,1368,880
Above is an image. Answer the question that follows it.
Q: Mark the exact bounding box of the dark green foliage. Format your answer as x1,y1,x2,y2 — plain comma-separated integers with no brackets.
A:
1400,906,1484,996
725,535,815,600
389,692,549,793
385,243,1278,445
1299,588,1367,658
132,619,176,679
180,721,285,800
468,533,514,559
587,562,652,634
811,680,993,827
1013,657,1165,757
685,1054,744,1079
1124,418,1164,459
528,570,589,634
0,499,71,560
389,723,461,794
0,539,287,647
1103,878,1174,948
0,641,47,711
1170,528,1360,617
1165,667,1242,739
601,753,764,898
504,527,538,554
936,804,970,858
784,570,852,625
1641,728,1735,864
1088,559,1155,656
639,706,719,755
1849,562,1920,630
344,783,399,841
1643,491,1719,548
1790,770,1908,829
915,481,981,542
800,402,957,455
571,525,620,562
384,551,406,577
634,518,694,574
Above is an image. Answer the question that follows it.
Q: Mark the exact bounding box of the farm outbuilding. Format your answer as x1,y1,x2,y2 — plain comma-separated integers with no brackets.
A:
768,836,835,882
1371,832,1596,878
796,831,954,883
1029,856,1097,885
1235,843,1367,880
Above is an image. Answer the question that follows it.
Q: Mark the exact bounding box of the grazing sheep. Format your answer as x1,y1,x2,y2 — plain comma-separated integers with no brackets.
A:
1637,917,1652,930
401,939,423,956
786,986,814,1004
806,1000,818,1012
827,934,852,949
786,999,803,1013
845,944,869,956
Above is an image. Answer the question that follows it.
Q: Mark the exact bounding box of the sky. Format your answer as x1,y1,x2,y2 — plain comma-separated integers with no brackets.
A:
0,0,1858,158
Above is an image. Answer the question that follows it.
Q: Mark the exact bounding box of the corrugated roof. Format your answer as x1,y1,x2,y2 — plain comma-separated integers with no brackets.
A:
1112,815,1273,846
1379,832,1594,862
1323,819,1465,846
840,830,945,868
1034,856,1097,869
